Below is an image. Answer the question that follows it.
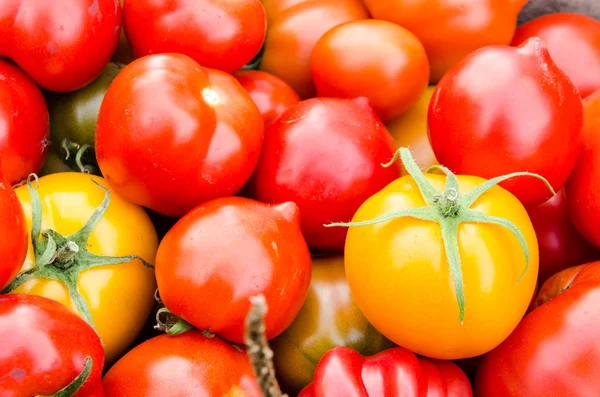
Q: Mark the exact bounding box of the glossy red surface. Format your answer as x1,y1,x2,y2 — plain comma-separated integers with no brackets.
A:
0,174,27,290
0,0,121,92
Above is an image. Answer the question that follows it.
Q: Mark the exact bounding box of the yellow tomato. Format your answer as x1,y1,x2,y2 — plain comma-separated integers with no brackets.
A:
343,150,539,360
386,86,438,175
11,173,158,364
271,255,393,394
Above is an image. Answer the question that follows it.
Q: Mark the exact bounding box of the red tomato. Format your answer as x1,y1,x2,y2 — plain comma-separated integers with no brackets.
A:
251,97,399,251
155,196,311,343
260,0,370,98
567,90,600,249
235,70,301,128
0,0,121,92
103,331,260,396
310,19,430,122
512,13,600,99
123,0,266,74
0,172,27,289
0,60,49,185
527,189,599,283
363,0,526,83
429,38,584,206
0,294,104,397
96,54,264,217
475,262,600,396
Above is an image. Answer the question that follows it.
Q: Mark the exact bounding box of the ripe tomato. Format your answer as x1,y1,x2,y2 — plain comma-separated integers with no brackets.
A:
476,262,600,396
103,331,260,396
96,54,264,217
310,19,429,122
260,0,369,98
271,255,394,394
512,13,600,98
363,0,526,82
251,97,399,251
123,0,266,74
0,294,104,397
567,89,600,248
155,196,311,343
0,173,27,289
6,173,158,364
527,189,599,283
343,148,538,359
0,0,121,92
386,86,438,175
0,59,49,185
235,70,301,128
429,38,584,206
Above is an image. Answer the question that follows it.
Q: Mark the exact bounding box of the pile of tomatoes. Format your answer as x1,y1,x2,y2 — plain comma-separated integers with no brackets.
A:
2,0,600,396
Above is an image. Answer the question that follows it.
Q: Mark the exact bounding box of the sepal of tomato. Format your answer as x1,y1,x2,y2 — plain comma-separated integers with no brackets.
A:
0,0,121,92
298,346,472,397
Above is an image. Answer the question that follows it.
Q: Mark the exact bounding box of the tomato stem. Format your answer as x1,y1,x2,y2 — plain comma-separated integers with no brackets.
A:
327,147,555,325
36,357,93,397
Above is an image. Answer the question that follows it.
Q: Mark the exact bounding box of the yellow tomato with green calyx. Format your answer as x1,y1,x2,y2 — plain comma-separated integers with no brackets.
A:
330,148,548,360
5,173,158,365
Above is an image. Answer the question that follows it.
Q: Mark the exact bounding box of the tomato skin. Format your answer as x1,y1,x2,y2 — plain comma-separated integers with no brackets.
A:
103,331,260,397
345,174,538,359
155,196,311,343
271,255,394,394
123,0,266,74
235,70,301,128
429,38,584,206
527,189,599,283
0,294,104,397
251,97,399,251
512,13,600,99
567,90,600,249
475,262,600,396
0,174,27,290
363,0,526,83
386,86,438,175
0,60,49,185
96,53,264,217
12,173,158,364
0,0,121,92
311,19,429,122
298,346,472,397
260,0,369,98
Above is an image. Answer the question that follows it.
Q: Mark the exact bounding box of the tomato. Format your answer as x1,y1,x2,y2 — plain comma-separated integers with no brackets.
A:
512,13,600,98
0,173,27,289
251,97,399,251
310,19,429,122
298,346,472,397
103,331,260,397
567,90,600,249
270,255,394,394
111,0,134,65
363,0,526,83
429,38,584,206
527,189,599,283
235,70,301,128
48,62,123,150
0,294,104,397
260,0,369,98
342,148,539,359
518,0,600,27
0,59,49,185
386,86,438,175
96,53,264,217
123,0,266,74
3,173,158,364
0,0,121,92
475,262,600,396
155,196,311,343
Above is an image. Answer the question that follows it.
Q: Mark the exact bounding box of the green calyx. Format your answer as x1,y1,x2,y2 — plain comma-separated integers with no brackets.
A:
1,175,153,332
327,148,555,325
60,139,99,175
36,357,93,397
